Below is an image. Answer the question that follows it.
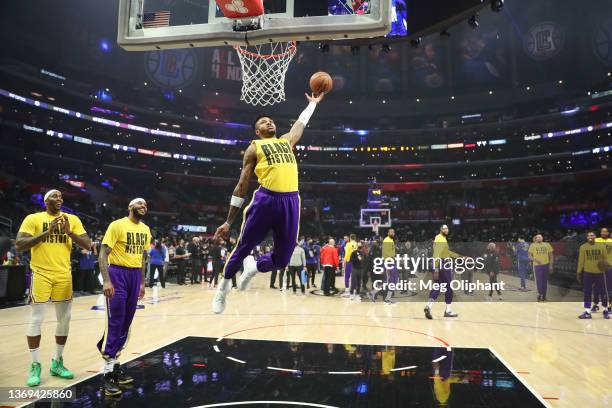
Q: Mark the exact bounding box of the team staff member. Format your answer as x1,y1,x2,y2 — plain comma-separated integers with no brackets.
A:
97,198,151,396
577,232,608,319
528,234,554,302
320,239,339,296
16,189,91,387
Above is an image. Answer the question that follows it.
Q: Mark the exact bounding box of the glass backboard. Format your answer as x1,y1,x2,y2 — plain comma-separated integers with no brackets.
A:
118,0,393,51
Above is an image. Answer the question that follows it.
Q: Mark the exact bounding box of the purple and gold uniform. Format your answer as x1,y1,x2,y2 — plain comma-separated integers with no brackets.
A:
528,242,553,297
97,217,151,359
18,212,86,303
594,237,612,301
223,137,301,278
577,242,607,309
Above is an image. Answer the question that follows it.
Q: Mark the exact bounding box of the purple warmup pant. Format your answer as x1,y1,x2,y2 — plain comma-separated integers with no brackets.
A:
517,259,529,288
344,262,353,288
429,268,454,304
534,264,549,296
97,265,141,359
224,187,300,278
583,272,607,308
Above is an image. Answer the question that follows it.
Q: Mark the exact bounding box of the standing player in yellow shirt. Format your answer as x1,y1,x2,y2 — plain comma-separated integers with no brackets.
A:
212,92,325,314
342,234,358,296
97,198,151,396
577,231,608,319
528,234,554,302
595,227,611,314
16,190,91,387
424,225,462,319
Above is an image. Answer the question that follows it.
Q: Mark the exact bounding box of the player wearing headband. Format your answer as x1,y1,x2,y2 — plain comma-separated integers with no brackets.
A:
16,189,91,387
96,198,151,396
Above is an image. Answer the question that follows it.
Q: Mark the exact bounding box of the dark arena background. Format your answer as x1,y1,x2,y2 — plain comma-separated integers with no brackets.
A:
0,1,611,407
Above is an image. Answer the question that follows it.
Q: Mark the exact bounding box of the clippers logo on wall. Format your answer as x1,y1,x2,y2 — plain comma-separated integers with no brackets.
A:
524,22,565,60
144,49,198,89
210,48,242,81
592,19,612,66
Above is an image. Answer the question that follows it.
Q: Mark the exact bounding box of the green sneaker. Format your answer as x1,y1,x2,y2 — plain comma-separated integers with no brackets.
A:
50,357,74,379
27,362,41,387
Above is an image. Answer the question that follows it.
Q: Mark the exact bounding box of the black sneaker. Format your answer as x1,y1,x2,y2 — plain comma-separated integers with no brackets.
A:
537,295,542,302
424,306,433,320
112,364,133,385
102,372,122,396
590,305,600,313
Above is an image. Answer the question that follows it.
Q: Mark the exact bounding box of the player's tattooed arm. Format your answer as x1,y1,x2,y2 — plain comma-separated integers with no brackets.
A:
229,145,256,224
15,217,61,252
99,244,114,298
214,145,256,240
139,251,147,299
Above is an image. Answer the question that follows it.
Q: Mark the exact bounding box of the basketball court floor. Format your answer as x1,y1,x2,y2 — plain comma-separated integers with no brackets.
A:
1,273,610,407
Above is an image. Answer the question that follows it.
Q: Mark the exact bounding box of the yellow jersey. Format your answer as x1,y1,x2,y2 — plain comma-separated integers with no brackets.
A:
528,242,553,265
433,234,460,259
18,211,86,274
577,242,605,274
595,237,612,263
344,240,358,262
102,217,151,268
253,137,298,193
382,236,395,259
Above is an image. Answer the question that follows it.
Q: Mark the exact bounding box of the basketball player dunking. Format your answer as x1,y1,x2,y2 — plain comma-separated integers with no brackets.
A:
212,92,325,314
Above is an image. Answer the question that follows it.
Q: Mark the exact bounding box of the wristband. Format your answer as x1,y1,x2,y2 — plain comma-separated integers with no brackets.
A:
230,195,245,208
297,101,317,126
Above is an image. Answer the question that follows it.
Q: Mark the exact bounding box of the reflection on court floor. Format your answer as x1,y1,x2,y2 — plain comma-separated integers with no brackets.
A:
28,336,545,407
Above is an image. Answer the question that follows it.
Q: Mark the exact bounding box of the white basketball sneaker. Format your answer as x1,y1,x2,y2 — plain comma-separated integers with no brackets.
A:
238,258,258,291
212,278,232,314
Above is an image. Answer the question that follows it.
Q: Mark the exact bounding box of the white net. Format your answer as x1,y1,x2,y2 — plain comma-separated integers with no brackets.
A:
234,41,297,107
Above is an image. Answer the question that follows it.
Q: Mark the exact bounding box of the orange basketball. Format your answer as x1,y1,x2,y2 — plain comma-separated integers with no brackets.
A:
309,71,333,95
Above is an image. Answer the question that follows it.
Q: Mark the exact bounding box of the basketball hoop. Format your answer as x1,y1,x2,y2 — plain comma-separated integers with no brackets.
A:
234,41,297,107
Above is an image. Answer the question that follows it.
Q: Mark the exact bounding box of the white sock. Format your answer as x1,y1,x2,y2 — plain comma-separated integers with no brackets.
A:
427,299,434,309
55,344,65,360
445,304,452,312
104,358,116,374
30,348,40,363
585,308,590,314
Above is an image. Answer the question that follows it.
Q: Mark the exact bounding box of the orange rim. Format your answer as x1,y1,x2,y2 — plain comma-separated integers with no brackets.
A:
234,41,297,60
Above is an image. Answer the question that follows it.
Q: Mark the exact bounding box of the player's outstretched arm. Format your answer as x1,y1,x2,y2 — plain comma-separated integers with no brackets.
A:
282,92,325,148
214,144,257,240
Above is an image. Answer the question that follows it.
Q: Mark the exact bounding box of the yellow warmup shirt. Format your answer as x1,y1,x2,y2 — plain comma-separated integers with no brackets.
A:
577,242,605,274
18,211,86,274
595,237,612,264
432,234,460,268
102,217,151,268
382,236,395,259
528,242,554,265
253,137,298,192
344,240,358,262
